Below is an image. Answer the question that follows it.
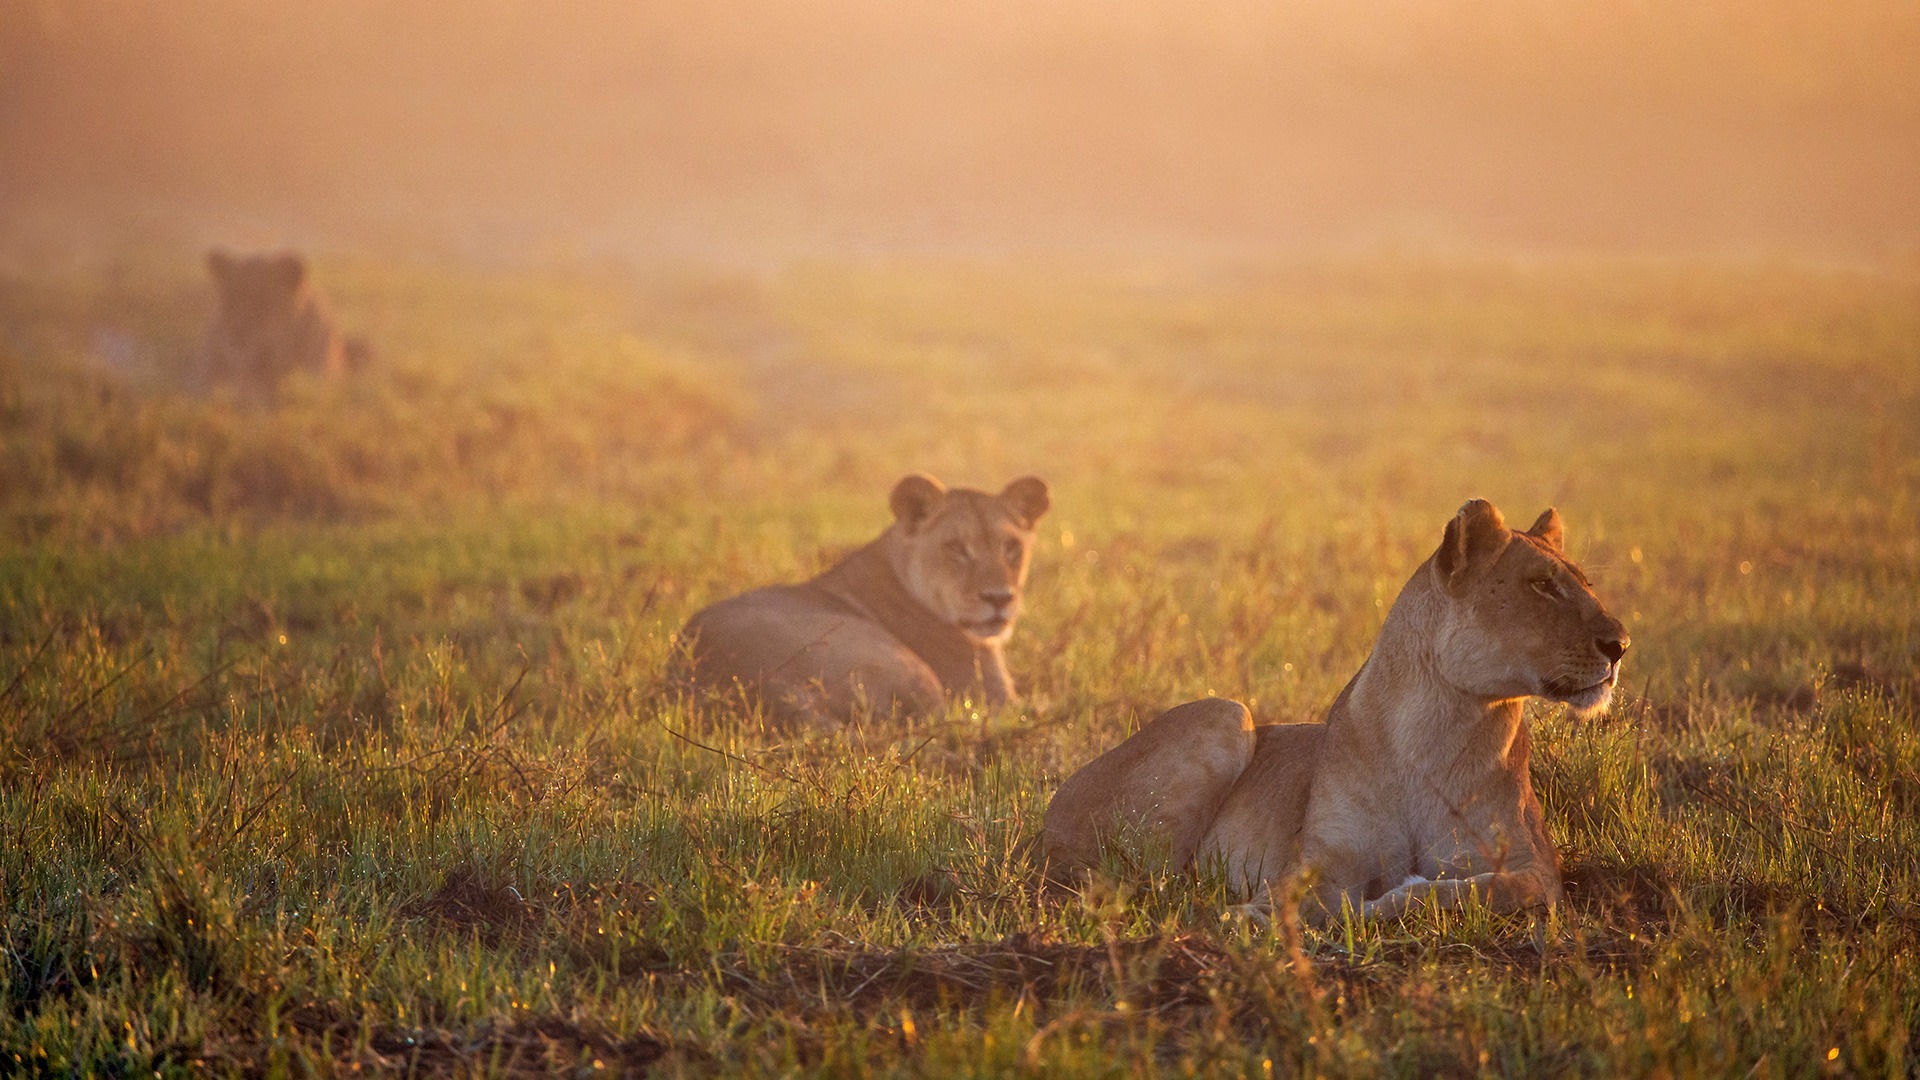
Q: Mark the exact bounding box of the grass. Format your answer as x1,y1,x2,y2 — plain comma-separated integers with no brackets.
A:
1,252,1917,1077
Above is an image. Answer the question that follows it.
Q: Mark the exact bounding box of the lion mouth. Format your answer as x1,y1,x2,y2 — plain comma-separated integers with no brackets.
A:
962,615,1012,638
1548,669,1618,717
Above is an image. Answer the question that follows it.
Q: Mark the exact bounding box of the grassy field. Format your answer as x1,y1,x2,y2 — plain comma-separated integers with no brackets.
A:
1,253,1917,1077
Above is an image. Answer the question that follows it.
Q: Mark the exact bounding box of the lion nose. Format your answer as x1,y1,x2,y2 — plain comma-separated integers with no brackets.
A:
980,588,1015,608
1597,635,1629,663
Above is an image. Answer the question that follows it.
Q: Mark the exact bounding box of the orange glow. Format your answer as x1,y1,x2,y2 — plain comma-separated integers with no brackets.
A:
3,0,1916,258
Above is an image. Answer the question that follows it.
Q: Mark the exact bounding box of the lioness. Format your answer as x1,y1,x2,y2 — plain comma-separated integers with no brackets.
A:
1043,499,1628,925
202,249,367,401
673,473,1051,727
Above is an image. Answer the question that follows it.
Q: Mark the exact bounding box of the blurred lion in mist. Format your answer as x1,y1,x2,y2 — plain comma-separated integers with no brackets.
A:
201,249,370,400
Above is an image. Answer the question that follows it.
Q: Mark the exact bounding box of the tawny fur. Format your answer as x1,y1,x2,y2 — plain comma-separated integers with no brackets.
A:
1043,499,1629,925
202,249,364,401
672,474,1050,727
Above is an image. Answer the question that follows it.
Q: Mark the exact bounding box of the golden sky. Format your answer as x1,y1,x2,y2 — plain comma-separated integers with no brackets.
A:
3,0,1916,258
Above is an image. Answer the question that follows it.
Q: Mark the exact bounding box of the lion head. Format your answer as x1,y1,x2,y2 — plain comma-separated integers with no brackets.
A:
204,249,349,393
1427,499,1629,718
885,473,1051,642
209,250,310,324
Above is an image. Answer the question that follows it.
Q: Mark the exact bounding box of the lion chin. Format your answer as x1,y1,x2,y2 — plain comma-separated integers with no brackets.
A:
1556,674,1618,720
959,615,1013,641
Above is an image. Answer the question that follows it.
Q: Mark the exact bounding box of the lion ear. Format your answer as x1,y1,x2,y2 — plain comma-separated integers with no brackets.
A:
1527,508,1566,552
999,476,1051,527
1432,498,1509,595
889,473,947,531
207,248,235,286
271,253,308,291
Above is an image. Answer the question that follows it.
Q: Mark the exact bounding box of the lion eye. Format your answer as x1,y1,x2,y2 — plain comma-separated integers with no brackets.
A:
945,540,971,562
1530,578,1560,599
1003,539,1022,562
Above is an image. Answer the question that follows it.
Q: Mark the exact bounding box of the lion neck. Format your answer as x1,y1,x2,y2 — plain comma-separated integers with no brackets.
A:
810,532,1005,700
1336,565,1530,787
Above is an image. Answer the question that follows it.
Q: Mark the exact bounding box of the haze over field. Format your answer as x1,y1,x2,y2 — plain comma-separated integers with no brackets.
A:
5,0,1918,259
5,4,1920,1074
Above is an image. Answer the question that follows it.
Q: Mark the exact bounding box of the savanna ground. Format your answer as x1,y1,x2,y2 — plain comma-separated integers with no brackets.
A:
1,253,1917,1077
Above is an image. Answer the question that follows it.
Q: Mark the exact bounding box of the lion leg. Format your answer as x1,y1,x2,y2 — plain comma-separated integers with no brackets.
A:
1197,723,1321,896
1352,870,1558,922
1041,698,1256,878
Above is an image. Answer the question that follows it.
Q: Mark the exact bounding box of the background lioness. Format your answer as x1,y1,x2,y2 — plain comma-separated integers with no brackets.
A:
1044,498,1629,924
201,249,368,401
673,473,1051,727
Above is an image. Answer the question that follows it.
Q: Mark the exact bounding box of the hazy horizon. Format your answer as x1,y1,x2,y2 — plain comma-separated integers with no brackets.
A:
5,0,1918,263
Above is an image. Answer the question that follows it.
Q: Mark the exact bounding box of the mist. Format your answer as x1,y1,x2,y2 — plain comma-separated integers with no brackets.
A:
4,0,1917,261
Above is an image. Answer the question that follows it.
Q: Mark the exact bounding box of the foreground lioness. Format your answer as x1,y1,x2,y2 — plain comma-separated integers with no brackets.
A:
202,249,368,401
673,474,1051,726
1043,499,1628,924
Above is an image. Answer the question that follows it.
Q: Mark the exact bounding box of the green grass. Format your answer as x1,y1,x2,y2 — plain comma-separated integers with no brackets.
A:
1,254,1917,1077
